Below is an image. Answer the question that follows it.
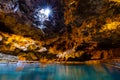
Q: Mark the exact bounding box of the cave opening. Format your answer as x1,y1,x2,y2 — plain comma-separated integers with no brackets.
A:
18,0,65,35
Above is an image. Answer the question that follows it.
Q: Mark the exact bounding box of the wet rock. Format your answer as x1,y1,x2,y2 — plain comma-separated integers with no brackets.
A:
91,51,102,60
0,53,18,62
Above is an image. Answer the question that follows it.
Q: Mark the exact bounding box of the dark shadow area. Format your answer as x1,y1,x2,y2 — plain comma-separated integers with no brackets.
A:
0,22,13,34
67,53,92,61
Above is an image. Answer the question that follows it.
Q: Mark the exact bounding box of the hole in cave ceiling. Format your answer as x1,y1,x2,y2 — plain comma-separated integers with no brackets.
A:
18,0,65,34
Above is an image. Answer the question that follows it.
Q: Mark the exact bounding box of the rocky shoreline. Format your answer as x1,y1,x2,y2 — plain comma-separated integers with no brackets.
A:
0,53,18,62
0,59,102,65
0,57,120,69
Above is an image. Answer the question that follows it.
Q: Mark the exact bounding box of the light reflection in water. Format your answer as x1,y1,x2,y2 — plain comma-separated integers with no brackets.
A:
0,63,120,80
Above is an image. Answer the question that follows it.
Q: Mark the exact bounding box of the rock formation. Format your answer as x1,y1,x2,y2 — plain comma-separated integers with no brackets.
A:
0,0,120,61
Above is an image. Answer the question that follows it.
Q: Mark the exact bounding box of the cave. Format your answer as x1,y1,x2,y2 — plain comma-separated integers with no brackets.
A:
0,0,120,80
0,0,120,63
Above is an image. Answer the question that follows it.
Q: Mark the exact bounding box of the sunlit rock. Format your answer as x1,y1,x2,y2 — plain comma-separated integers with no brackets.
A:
37,47,47,53
100,22,120,32
0,53,18,62
57,48,75,60
0,32,47,61
109,0,120,3
0,35,2,41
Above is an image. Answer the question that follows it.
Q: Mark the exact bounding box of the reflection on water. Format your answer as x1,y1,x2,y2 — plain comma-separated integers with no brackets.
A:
0,62,120,80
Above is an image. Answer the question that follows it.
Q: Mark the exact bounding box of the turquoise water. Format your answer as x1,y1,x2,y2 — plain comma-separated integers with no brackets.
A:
0,62,120,80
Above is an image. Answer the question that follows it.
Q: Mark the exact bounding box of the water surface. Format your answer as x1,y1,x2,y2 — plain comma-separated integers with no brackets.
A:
0,62,120,80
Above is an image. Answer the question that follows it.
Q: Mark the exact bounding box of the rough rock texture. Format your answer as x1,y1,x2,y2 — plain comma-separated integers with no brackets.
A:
0,53,18,62
0,0,65,39
0,32,56,61
45,0,120,61
0,0,120,61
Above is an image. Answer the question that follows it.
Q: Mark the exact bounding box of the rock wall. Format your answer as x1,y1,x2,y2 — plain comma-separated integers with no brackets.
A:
44,0,120,61
0,32,56,61
0,0,120,61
